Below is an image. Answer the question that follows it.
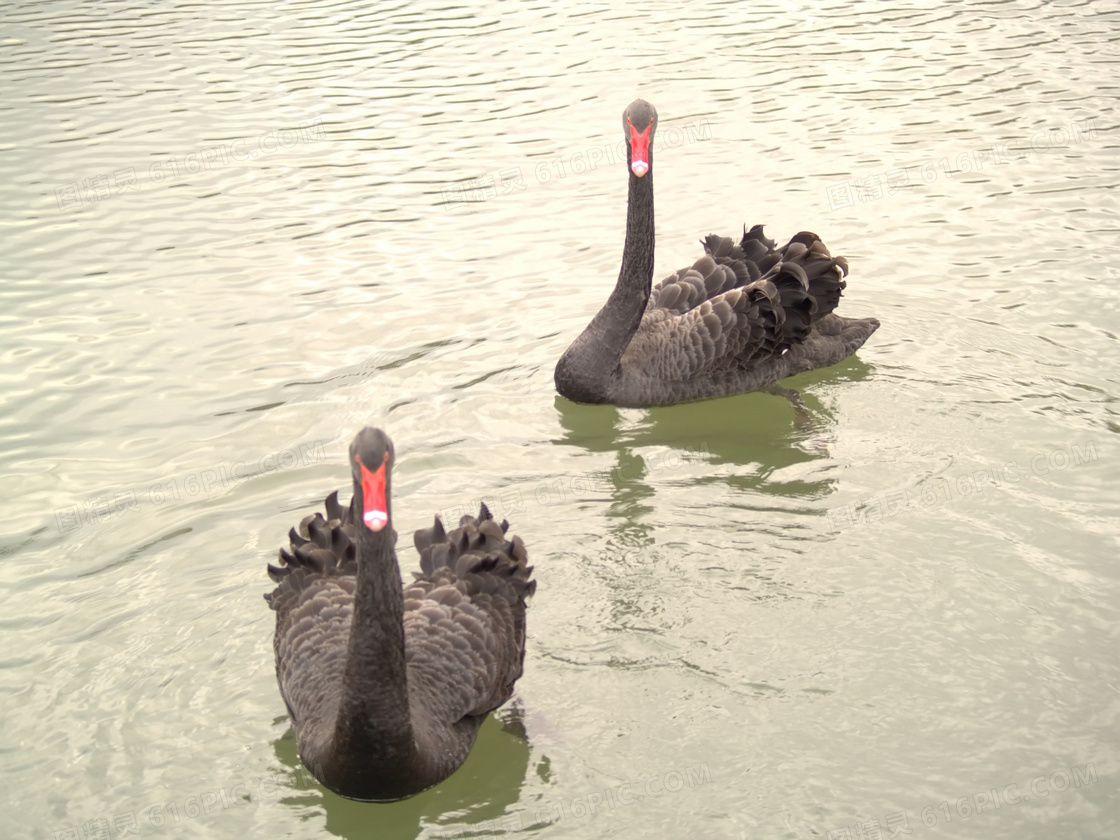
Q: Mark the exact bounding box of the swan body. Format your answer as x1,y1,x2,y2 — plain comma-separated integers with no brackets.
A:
555,99,879,407
265,427,534,801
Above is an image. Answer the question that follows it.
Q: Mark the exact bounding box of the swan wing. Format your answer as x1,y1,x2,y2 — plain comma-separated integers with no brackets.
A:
623,278,784,381
648,226,775,314
631,228,850,381
266,492,357,739
404,506,535,725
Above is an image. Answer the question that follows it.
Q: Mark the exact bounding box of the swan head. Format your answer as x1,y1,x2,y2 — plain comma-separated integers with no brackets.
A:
349,427,394,532
622,99,657,178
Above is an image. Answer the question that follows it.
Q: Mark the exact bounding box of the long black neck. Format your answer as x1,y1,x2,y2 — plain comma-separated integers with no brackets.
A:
555,163,655,400
612,164,656,337
331,500,417,780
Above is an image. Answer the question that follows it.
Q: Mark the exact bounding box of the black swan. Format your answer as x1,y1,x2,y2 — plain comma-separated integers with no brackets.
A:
265,427,535,801
554,99,879,407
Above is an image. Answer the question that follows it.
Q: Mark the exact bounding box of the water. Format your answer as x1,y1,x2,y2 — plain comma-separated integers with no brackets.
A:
1,1,1116,838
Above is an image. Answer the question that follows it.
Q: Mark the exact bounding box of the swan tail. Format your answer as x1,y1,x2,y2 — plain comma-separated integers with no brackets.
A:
779,230,848,317
736,227,850,350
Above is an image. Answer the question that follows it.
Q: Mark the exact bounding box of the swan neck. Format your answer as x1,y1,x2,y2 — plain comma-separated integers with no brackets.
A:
619,168,655,300
332,516,417,769
556,169,654,390
588,168,655,361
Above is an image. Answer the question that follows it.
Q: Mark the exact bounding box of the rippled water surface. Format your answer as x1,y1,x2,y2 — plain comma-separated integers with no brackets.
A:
1,1,1117,838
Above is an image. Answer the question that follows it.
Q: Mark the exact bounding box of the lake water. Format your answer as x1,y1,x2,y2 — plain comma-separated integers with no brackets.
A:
1,1,1117,838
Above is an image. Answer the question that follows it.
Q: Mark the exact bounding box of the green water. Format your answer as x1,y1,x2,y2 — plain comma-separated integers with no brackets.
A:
0,1,1116,838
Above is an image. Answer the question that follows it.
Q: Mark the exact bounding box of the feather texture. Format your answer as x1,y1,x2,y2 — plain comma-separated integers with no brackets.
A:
628,226,853,384
554,99,878,407
265,431,534,801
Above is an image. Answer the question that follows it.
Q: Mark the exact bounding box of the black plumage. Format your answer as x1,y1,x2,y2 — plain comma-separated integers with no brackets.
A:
554,99,879,407
265,428,534,801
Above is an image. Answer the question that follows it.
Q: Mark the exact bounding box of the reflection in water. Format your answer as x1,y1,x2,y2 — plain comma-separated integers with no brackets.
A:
548,355,877,634
552,351,876,506
270,706,534,839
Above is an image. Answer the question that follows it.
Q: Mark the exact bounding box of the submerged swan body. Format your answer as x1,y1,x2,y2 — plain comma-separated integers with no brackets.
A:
265,427,534,801
555,99,879,407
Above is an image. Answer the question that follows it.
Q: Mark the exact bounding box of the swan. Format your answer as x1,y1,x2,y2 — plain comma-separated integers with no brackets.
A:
265,427,535,801
555,99,879,407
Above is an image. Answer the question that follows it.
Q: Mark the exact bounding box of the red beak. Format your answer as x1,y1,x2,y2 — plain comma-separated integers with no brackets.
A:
628,119,652,177
359,460,388,531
